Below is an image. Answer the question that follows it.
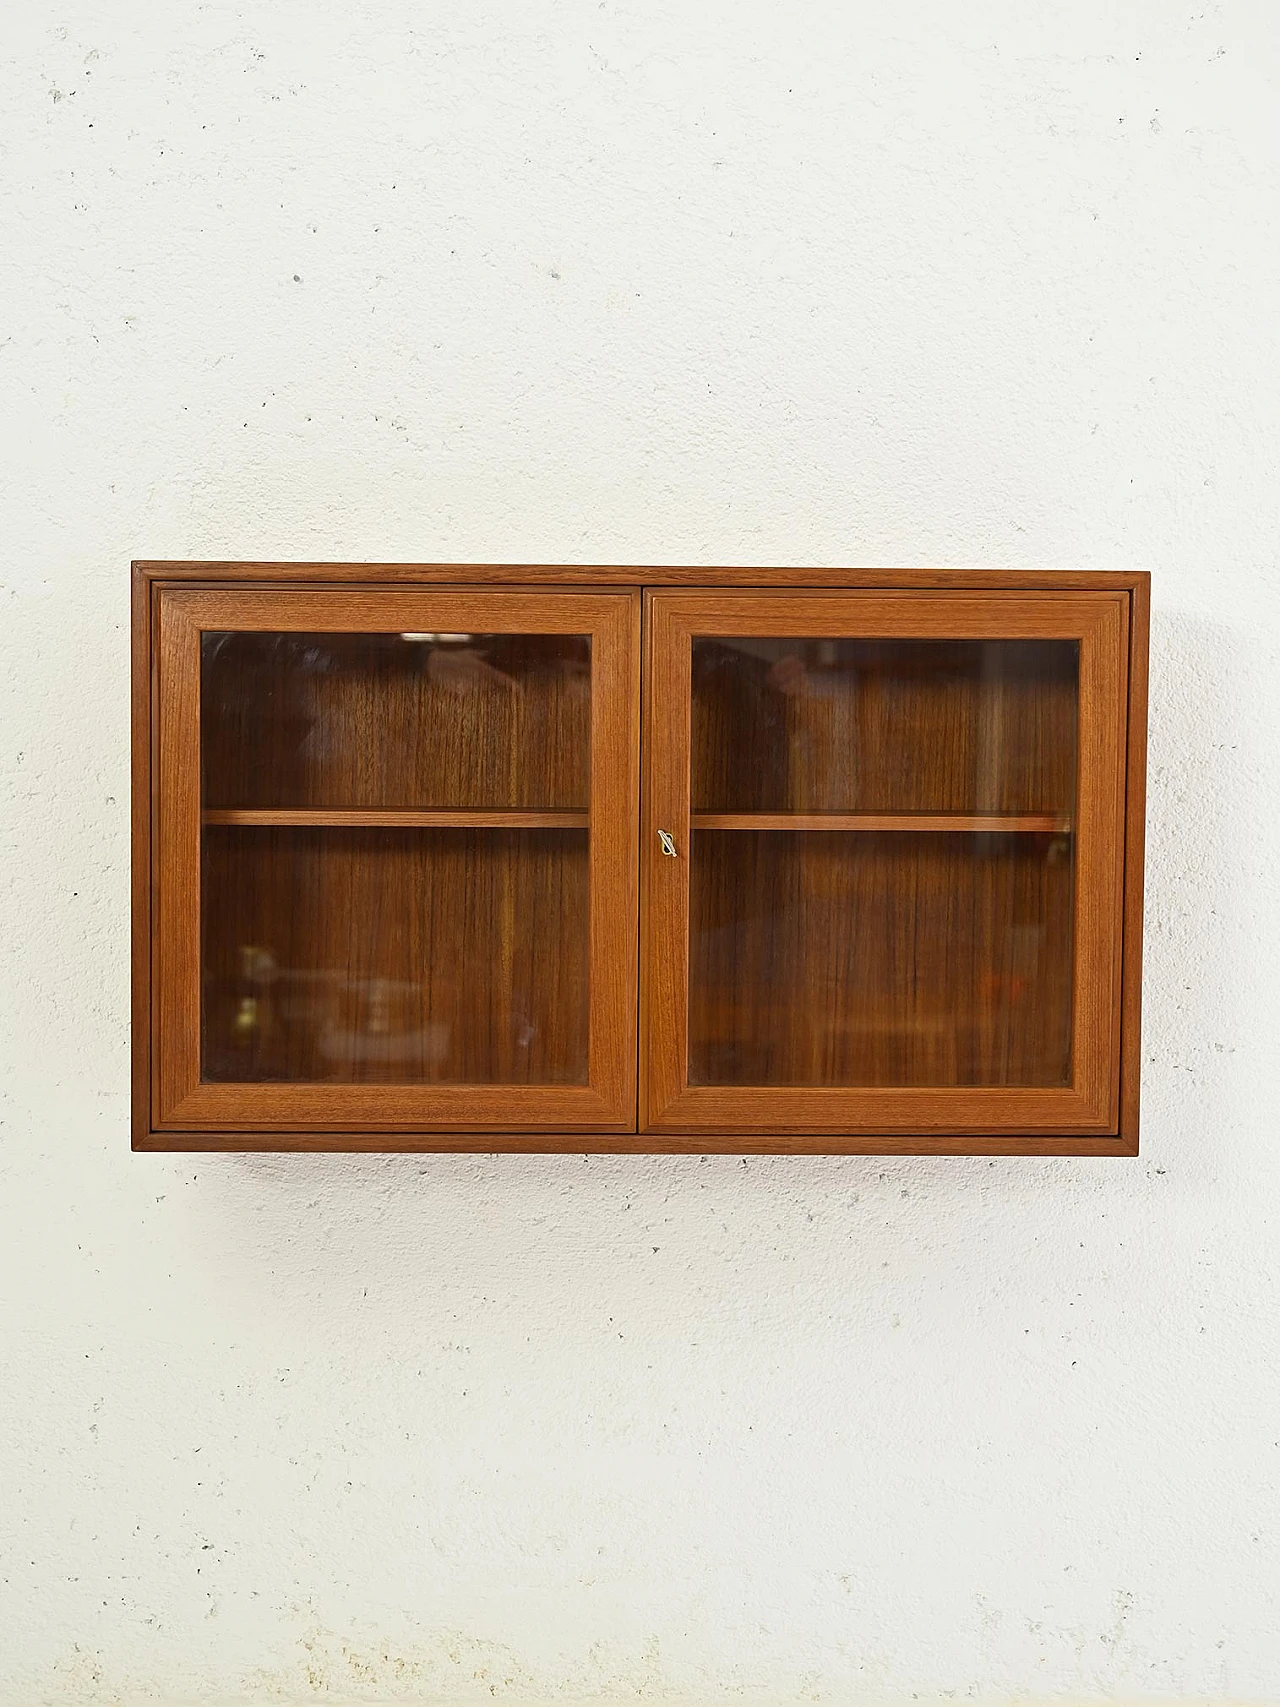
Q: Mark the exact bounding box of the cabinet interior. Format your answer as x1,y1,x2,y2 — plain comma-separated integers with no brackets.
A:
687,636,1078,1088
199,629,593,1086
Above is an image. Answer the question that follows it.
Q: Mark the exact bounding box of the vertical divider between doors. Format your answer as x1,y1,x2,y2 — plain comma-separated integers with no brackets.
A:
636,592,650,1134
640,595,695,1129
634,587,651,1133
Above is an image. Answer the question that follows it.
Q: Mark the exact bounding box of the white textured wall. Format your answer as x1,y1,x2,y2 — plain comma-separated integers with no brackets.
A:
2,2,1279,1703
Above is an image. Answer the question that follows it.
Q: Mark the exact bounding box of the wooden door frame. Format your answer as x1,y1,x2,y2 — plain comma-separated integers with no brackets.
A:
640,589,1132,1143
142,584,640,1140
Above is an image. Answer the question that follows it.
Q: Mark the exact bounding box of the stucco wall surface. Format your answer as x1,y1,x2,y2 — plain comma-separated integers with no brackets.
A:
3,2,1280,1703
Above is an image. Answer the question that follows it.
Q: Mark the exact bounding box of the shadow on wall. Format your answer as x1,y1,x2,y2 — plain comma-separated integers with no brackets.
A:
121,603,1280,1707
197,594,1268,1223
213,594,1262,1181
197,600,1262,1201
1137,601,1273,1180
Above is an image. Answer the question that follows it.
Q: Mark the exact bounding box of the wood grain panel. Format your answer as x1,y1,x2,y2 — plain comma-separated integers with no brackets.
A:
136,561,1151,593
640,593,693,1130
587,591,642,1124
162,1082,627,1133
688,829,1074,1088
155,597,203,1125
1071,589,1129,1131
203,808,588,828
202,631,590,811
1118,573,1150,1151
691,813,1070,833
135,1129,1141,1154
692,637,1078,815
203,826,589,1085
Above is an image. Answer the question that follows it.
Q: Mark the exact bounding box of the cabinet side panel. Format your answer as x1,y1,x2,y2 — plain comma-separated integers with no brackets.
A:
131,567,153,1144
1119,578,1150,1150
1066,595,1129,1129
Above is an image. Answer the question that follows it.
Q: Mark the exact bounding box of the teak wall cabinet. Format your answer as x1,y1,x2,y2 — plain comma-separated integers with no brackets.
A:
132,564,1149,1155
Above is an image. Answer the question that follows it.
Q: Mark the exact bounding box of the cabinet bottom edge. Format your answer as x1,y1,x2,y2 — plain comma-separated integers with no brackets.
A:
136,1130,1137,1156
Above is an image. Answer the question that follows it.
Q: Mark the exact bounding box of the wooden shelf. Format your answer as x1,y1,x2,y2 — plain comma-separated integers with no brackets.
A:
202,808,589,829
690,812,1072,833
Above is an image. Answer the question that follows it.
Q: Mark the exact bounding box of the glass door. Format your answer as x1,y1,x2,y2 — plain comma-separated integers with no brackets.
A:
642,591,1129,1137
154,588,639,1133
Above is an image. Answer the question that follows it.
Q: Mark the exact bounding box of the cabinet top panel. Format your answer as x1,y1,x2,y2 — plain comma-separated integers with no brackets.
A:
135,562,1149,592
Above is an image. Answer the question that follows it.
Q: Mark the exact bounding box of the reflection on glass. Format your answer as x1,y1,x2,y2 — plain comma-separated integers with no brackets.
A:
202,631,591,809
202,828,589,1084
692,637,1078,814
688,637,1079,1087
199,629,593,1085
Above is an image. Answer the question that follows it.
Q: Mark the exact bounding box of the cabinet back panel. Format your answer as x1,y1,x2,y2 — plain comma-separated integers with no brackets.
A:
202,631,591,810
202,826,589,1085
691,638,1079,815
688,829,1074,1088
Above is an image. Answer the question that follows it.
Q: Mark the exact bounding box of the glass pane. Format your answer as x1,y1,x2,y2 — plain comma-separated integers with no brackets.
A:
202,827,588,1084
689,637,1079,1087
202,631,591,809
199,631,591,1085
693,637,1077,814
